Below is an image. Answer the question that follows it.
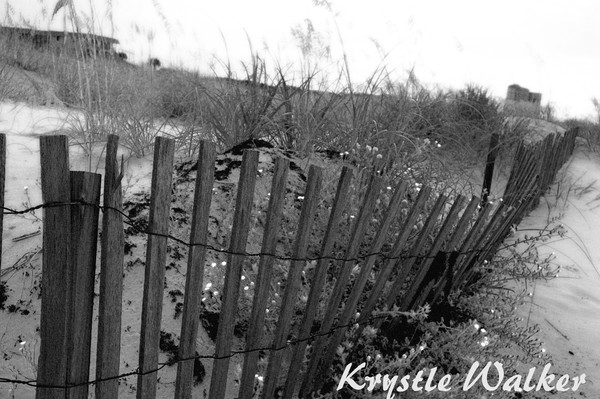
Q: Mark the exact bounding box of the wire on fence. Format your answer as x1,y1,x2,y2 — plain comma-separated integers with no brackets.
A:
0,192,550,390
0,311,404,389
1,199,543,265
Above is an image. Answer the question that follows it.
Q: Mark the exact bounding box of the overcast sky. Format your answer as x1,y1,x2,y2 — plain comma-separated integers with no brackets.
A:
3,0,600,119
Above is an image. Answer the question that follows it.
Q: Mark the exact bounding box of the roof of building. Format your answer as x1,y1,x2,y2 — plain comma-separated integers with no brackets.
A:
0,26,119,45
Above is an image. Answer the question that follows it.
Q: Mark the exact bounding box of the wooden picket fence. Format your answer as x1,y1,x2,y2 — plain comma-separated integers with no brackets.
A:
0,127,578,398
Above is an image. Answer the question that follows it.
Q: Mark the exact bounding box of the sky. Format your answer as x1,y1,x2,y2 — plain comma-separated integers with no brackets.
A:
2,0,600,120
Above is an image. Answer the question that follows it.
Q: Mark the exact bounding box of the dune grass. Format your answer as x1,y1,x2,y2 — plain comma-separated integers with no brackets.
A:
1,8,581,398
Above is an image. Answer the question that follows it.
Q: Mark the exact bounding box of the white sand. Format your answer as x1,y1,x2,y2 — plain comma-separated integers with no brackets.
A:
513,144,600,398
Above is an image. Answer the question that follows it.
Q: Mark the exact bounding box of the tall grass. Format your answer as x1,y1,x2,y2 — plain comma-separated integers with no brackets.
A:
1,3,532,186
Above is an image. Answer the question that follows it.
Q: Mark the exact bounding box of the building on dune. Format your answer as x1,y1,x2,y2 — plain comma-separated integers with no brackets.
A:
0,25,121,58
504,84,542,116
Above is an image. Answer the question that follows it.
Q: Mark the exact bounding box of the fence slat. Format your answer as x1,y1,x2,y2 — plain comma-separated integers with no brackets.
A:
137,137,175,399
261,165,323,399
281,166,354,399
482,132,499,203
428,196,480,305
380,193,447,314
506,149,537,207
238,157,289,399
209,150,259,399
175,141,217,399
502,140,524,199
37,135,71,399
450,202,496,291
400,194,466,310
0,134,5,270
68,171,101,399
96,135,125,399
353,186,432,339
461,178,540,287
300,173,382,396
312,180,409,390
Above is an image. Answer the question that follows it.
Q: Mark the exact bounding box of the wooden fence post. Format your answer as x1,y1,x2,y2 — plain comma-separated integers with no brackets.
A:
0,134,5,270
400,194,467,311
379,193,447,316
96,135,125,399
37,135,71,399
300,174,382,396
175,140,216,399
238,157,289,399
352,186,431,340
281,167,355,399
311,180,409,392
67,171,101,399
209,150,259,399
261,165,323,399
137,137,175,399
481,132,499,204
428,196,480,305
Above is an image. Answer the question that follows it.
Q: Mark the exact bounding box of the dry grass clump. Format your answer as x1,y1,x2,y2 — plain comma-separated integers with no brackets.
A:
1,22,525,180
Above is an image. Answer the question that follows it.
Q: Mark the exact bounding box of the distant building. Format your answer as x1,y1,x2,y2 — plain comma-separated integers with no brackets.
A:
505,84,542,116
506,84,541,105
0,26,119,58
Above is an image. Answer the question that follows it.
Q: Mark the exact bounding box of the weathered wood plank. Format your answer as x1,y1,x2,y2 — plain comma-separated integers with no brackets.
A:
352,186,431,339
208,150,259,399
381,193,447,314
137,137,175,399
0,134,5,270
238,157,289,399
300,173,382,396
428,196,480,304
37,135,71,399
482,132,499,203
281,166,354,399
261,165,323,399
96,135,126,399
311,180,409,391
67,171,101,399
175,141,217,399
400,194,466,310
